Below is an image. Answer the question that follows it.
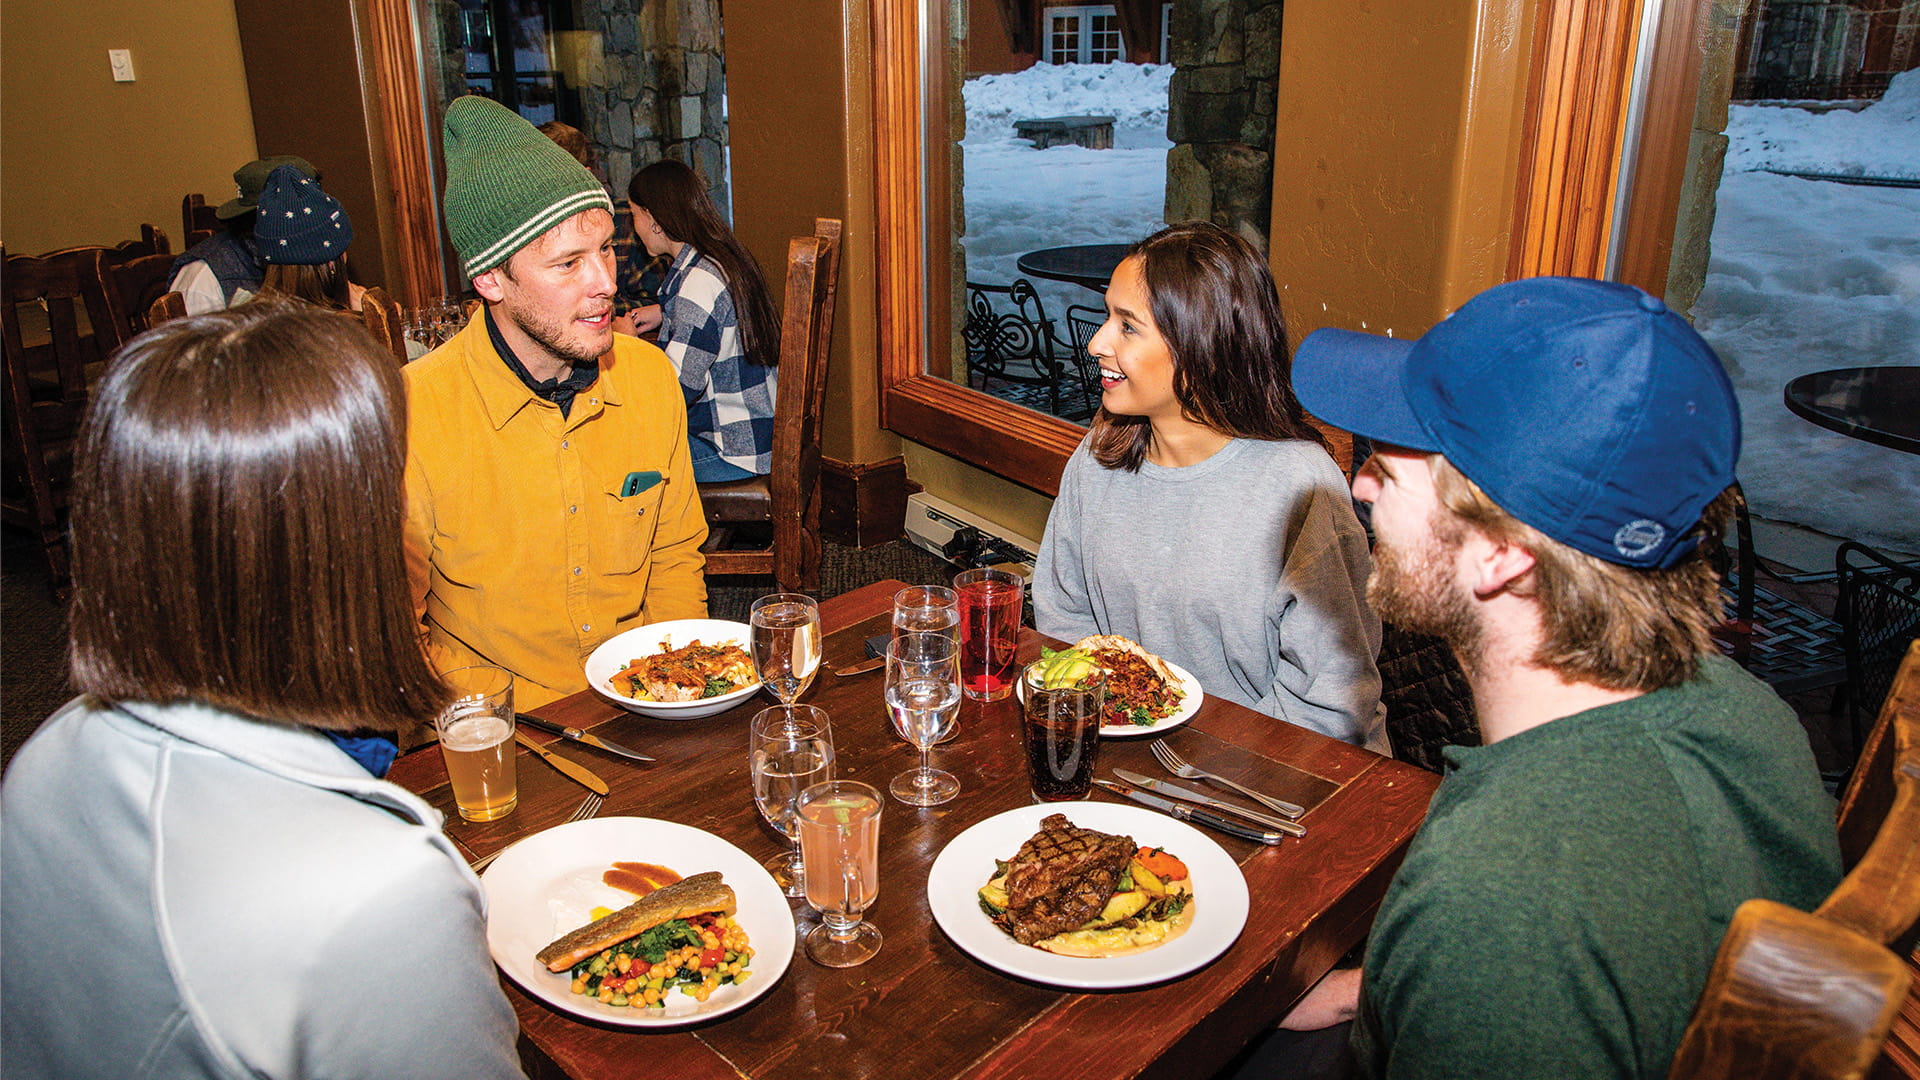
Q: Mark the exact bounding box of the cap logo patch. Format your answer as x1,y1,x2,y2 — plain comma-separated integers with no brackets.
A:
1614,520,1666,560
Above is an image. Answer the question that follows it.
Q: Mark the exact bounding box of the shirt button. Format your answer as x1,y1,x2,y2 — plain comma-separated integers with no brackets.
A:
562,439,570,449
573,567,582,575
581,624,591,632
570,505,578,514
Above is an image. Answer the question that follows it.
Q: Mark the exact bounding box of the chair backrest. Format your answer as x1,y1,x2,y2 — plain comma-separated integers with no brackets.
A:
358,286,408,364
3,245,125,387
106,251,182,339
963,278,1056,374
182,193,220,248
1837,542,1920,757
766,218,842,593
147,291,188,329
1667,641,1920,1079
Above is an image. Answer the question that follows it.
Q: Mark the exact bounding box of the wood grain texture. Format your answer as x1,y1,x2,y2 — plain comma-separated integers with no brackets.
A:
389,580,1438,1078
362,0,444,307
1823,641,1920,953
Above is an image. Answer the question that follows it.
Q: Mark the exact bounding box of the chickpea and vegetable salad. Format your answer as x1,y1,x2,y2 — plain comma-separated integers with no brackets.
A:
566,913,754,1008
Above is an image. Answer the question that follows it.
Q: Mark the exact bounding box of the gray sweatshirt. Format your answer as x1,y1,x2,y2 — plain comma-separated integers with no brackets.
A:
1035,436,1386,750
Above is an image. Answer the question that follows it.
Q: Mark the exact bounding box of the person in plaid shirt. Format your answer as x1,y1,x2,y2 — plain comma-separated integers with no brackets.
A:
628,160,782,481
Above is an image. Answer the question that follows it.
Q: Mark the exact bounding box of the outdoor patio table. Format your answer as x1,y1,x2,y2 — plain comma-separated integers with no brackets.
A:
388,579,1439,1080
1783,365,1920,455
1015,243,1132,293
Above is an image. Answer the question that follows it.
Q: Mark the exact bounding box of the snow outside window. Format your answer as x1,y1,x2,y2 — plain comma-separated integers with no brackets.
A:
1045,5,1121,64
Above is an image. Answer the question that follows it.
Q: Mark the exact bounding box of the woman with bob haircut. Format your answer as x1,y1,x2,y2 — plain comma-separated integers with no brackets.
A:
627,159,781,482
0,305,525,1079
1033,222,1385,749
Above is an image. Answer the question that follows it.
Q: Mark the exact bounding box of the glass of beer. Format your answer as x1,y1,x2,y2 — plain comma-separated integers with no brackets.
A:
1021,660,1106,802
435,664,518,822
953,568,1024,701
797,780,884,967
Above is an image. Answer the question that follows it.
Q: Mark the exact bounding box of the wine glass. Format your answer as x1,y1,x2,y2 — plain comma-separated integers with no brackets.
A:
751,593,822,704
750,704,834,897
798,779,884,966
892,585,959,641
886,631,962,806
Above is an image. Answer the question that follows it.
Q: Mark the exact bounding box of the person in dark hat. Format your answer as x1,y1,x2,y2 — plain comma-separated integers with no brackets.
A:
167,155,320,314
402,96,706,713
253,164,364,312
1261,277,1841,1079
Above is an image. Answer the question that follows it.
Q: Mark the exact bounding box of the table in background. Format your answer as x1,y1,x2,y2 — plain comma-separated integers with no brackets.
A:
1015,244,1131,293
390,581,1438,1080
1783,365,1920,455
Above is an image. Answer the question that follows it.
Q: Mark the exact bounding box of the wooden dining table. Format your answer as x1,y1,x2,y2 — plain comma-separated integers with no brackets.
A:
388,580,1441,1080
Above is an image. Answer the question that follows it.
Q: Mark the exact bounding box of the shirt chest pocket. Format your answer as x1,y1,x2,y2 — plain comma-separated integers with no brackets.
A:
591,476,665,575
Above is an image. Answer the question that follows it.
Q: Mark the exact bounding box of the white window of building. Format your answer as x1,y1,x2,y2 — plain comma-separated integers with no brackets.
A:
1044,5,1122,64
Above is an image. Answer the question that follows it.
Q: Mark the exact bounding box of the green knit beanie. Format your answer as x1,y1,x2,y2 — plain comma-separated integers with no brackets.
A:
441,96,612,277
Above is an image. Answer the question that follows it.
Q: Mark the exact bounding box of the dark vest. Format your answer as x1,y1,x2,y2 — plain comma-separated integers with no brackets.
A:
169,230,264,304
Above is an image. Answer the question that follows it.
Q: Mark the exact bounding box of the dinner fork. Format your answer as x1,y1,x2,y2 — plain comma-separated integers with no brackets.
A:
1149,739,1306,820
467,791,604,873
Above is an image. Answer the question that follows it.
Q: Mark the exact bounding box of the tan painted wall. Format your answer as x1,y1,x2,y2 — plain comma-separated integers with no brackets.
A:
1,0,257,254
1268,0,1533,342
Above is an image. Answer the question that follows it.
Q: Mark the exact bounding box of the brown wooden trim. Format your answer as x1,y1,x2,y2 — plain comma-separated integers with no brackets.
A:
871,0,1085,500
1611,0,1710,296
820,455,913,548
1509,0,1646,280
364,0,445,308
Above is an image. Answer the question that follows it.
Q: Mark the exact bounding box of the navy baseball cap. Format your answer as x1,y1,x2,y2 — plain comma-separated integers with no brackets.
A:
1292,277,1739,569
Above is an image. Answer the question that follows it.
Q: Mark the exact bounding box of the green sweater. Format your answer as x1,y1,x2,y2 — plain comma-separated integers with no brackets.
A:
1352,654,1840,1078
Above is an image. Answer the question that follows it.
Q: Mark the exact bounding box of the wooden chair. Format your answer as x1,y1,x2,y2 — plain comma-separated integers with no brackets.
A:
146,291,188,328
105,251,182,339
1668,640,1920,1079
696,218,842,594
2,245,127,588
182,193,220,248
357,286,408,364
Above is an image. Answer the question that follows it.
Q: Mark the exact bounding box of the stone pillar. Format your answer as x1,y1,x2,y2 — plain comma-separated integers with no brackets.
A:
1162,0,1280,250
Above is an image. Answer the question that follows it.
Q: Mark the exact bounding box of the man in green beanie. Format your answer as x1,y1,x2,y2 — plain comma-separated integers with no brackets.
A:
402,95,708,711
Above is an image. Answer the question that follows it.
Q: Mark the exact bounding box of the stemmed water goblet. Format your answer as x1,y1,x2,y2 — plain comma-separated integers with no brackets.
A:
891,585,959,641
751,593,822,704
886,631,963,806
749,704,835,897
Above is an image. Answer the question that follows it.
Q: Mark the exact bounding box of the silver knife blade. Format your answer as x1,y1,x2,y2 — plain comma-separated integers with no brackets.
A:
1092,779,1292,844
1113,768,1303,830
512,731,611,796
516,713,654,762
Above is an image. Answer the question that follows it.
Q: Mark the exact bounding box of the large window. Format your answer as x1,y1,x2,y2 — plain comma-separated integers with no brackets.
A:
1044,6,1123,64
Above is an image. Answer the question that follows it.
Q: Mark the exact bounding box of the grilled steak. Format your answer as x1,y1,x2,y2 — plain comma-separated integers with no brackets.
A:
995,814,1136,945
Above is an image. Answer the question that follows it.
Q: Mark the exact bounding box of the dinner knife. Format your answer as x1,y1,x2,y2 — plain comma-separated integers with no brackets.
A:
512,731,611,796
515,713,654,762
1112,768,1303,830
1092,779,1294,844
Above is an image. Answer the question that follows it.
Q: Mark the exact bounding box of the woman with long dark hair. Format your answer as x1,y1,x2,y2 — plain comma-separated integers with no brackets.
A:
1033,222,1385,747
628,160,781,482
0,305,524,1078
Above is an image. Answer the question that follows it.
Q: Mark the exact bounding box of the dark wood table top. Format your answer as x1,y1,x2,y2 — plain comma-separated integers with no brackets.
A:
389,580,1439,1080
1015,244,1132,293
1783,365,1920,455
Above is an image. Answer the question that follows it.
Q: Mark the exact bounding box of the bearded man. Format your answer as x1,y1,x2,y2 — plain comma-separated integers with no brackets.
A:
403,96,706,713
1277,277,1841,1078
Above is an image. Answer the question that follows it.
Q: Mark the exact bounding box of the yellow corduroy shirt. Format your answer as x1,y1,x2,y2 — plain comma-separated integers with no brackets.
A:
403,317,708,710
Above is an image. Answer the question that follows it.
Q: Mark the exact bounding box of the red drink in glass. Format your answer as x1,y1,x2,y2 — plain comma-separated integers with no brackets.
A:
954,568,1023,701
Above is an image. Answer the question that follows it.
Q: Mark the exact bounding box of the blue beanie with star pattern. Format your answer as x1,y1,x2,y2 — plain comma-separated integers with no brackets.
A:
256,164,354,266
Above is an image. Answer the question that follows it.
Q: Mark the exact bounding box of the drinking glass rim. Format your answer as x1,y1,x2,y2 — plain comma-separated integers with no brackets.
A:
751,592,819,613
798,778,883,809
952,567,1025,588
893,584,957,608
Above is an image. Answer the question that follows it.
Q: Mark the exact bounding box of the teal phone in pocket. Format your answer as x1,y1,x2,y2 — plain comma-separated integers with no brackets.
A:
621,470,663,497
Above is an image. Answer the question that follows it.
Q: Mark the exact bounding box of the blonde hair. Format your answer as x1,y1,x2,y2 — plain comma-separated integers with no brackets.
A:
1429,456,1736,691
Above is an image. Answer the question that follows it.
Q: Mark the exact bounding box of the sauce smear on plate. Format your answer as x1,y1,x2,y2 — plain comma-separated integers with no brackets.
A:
604,862,682,897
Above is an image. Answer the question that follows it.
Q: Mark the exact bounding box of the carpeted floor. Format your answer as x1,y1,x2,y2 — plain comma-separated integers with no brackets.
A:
1,526,954,772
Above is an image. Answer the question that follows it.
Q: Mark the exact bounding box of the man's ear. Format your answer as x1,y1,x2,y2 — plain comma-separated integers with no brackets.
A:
1468,538,1536,599
471,268,505,304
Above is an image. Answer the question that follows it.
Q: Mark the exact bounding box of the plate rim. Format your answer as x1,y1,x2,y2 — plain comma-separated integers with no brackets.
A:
583,618,762,718
480,815,796,1027
925,801,1249,989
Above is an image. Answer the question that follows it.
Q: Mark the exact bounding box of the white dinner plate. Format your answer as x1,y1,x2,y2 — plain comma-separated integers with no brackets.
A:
481,816,795,1027
925,801,1249,989
1018,660,1206,738
583,619,760,720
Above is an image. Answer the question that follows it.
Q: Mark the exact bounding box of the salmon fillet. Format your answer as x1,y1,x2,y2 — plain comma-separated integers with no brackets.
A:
536,871,737,972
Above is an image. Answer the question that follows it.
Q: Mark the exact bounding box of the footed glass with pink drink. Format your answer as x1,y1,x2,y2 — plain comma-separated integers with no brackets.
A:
798,780,884,967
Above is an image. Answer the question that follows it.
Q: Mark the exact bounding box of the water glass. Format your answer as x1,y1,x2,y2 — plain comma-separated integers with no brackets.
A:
751,593,822,704
798,780,884,967
435,664,518,822
954,568,1024,701
1021,659,1106,802
750,705,834,897
886,631,963,806
892,585,959,641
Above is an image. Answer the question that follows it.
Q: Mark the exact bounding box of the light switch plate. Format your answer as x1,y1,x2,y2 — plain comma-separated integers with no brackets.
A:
109,49,135,82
